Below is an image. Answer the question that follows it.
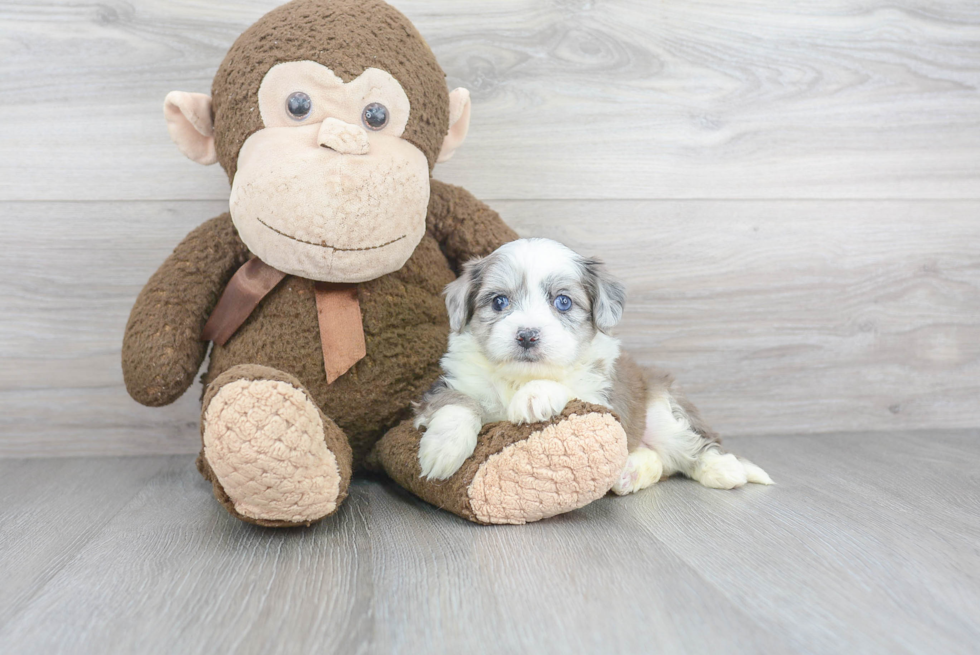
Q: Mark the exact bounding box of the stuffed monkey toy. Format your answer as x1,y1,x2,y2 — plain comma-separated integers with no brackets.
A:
122,0,628,526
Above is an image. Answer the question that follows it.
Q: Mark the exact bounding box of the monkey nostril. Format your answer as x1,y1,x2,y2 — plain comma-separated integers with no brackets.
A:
516,328,540,349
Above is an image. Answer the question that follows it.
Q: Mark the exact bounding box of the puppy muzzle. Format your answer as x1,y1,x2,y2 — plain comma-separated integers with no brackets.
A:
516,328,540,350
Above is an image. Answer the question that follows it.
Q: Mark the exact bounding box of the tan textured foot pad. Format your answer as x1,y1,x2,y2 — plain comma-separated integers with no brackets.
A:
203,378,342,524
467,411,628,525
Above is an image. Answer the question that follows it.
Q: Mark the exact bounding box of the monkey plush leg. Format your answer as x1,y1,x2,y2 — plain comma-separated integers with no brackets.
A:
197,364,353,527
369,400,628,525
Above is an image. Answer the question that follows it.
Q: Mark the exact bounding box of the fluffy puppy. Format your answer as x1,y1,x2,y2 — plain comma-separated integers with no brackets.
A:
415,238,772,493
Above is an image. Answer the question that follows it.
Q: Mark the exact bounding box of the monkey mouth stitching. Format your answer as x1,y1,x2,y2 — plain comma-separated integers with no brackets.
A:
255,216,407,252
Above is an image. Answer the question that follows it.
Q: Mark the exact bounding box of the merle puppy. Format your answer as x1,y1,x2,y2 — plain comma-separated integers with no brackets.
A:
414,238,772,494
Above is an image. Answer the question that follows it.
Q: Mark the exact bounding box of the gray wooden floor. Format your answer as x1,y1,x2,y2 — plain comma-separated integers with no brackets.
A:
1,431,978,655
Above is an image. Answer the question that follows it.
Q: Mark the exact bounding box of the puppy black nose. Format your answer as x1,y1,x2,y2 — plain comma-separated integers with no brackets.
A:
516,328,540,349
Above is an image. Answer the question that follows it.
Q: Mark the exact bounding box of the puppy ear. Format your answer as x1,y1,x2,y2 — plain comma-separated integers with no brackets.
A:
583,258,626,332
444,257,485,332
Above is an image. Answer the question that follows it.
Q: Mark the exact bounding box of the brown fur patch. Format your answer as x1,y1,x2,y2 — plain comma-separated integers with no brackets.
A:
123,182,517,472
122,214,250,407
203,227,455,467
608,353,650,450
640,364,721,445
211,0,450,181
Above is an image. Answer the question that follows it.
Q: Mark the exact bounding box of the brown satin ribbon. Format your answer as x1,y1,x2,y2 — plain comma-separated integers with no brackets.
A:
201,258,286,346
201,258,366,384
314,282,367,384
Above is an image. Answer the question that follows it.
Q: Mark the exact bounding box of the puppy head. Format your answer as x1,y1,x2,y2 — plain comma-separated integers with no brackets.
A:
444,238,626,367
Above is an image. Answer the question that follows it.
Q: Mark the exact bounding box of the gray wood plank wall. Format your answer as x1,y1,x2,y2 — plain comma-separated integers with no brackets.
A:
1,1,978,456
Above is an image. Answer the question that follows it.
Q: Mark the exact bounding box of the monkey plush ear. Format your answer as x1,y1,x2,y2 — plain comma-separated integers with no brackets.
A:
163,91,218,166
436,88,472,164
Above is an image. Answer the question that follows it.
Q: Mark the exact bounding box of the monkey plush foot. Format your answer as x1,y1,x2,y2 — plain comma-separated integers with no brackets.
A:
198,365,353,527
371,400,628,525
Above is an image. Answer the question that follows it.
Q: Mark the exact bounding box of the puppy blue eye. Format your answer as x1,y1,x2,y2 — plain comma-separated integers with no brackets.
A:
492,296,510,311
554,295,572,312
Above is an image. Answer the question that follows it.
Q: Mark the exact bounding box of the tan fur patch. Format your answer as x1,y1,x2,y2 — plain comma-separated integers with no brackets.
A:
202,378,341,523
467,412,628,525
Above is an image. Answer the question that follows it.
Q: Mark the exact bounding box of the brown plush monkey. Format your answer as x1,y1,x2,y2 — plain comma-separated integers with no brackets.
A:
122,0,628,526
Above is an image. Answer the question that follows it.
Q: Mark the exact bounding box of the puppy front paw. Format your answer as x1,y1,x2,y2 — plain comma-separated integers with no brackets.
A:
507,380,571,424
418,405,482,480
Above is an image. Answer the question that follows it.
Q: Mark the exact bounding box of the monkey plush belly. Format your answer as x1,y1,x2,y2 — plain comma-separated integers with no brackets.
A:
203,234,456,467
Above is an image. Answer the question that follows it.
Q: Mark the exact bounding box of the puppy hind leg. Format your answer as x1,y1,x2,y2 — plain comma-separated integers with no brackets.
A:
738,457,774,485
610,392,705,495
638,390,773,489
610,446,664,496
692,448,775,489
638,393,710,479
691,448,748,489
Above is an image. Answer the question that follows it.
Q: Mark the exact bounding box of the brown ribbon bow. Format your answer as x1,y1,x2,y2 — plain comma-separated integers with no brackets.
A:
201,258,366,384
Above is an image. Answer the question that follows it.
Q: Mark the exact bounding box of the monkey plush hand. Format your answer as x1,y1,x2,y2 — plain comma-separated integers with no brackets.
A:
122,0,628,526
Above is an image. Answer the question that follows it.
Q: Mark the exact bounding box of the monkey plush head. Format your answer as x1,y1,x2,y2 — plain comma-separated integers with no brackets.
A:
162,0,472,283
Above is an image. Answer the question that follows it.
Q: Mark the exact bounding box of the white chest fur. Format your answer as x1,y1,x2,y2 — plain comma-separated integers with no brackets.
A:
440,331,622,423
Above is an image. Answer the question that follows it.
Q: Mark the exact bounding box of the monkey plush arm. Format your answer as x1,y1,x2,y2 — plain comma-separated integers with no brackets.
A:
122,214,250,407
427,179,519,271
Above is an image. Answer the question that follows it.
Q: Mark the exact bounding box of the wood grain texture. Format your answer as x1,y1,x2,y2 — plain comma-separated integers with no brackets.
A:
515,199,980,438
2,199,977,456
0,457,375,654
0,0,978,201
618,430,980,653
1,432,978,653
0,456,170,625
364,480,793,654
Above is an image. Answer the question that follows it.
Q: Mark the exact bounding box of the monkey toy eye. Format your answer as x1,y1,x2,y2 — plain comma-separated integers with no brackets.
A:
286,92,312,120
554,295,572,312
492,295,510,312
362,102,389,131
